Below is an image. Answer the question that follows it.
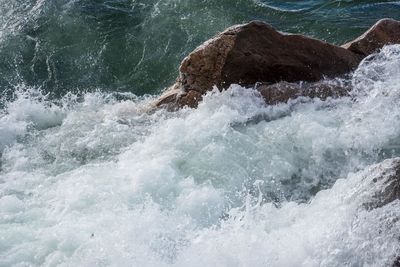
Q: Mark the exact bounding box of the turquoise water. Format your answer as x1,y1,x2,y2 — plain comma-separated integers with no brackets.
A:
0,0,399,97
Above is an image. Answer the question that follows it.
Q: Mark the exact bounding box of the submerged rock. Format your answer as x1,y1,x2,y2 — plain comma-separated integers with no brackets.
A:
256,81,351,105
362,158,400,210
155,81,351,110
345,158,400,267
156,19,400,110
342,18,400,56
155,85,203,111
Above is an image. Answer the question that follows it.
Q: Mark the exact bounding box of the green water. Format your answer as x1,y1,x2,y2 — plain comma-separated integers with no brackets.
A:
1,2,400,265
0,0,399,97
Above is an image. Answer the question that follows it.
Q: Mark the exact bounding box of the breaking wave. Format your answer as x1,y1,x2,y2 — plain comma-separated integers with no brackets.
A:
1,45,400,266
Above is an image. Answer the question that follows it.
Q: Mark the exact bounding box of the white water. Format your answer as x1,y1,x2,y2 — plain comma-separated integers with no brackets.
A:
1,46,400,266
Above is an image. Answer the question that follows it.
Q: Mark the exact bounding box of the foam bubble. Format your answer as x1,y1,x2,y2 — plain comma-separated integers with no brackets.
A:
1,46,400,266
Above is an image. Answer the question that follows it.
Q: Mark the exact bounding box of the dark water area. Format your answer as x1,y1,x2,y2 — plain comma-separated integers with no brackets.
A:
0,0,399,98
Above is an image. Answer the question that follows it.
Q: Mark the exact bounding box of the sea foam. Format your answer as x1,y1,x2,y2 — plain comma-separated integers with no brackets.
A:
1,46,400,266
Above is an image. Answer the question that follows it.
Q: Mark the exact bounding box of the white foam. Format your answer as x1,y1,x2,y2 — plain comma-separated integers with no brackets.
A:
1,46,400,266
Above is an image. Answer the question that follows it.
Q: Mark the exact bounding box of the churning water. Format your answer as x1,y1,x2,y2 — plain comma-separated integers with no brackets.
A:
0,0,399,96
1,45,400,266
1,0,400,266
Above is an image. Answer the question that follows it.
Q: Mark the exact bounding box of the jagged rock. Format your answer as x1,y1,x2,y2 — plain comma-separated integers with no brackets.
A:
155,85,202,110
155,81,351,110
155,21,360,109
361,158,400,210
342,18,400,56
179,33,236,95
156,19,400,110
256,81,351,105
354,158,400,267
181,21,361,94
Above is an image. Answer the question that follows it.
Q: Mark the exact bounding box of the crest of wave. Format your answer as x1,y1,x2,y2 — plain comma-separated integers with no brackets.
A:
1,46,400,266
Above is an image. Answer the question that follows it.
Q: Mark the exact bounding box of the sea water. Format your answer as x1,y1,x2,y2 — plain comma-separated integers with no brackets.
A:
1,0,400,266
1,45,400,266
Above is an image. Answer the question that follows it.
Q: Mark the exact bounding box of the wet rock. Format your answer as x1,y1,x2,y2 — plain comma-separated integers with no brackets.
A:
362,158,400,210
358,158,400,267
342,18,400,56
255,81,351,105
179,32,236,95
155,84,202,110
155,81,351,110
180,21,361,94
218,22,361,89
156,19,400,110
156,21,361,109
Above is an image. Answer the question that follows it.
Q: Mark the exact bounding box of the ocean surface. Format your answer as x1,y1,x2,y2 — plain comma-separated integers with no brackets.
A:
1,0,400,266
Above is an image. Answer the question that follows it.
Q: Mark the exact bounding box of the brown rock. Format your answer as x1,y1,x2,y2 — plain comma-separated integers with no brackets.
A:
219,22,361,89
180,21,361,95
177,90,203,109
156,20,362,109
157,19,400,109
256,81,351,105
342,18,400,56
179,33,236,94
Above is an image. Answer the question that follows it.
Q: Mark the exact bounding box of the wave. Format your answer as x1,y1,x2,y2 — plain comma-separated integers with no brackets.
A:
1,45,400,265
0,0,399,97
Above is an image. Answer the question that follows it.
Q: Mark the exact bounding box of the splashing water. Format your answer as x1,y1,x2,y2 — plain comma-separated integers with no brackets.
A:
1,45,400,266
0,0,399,96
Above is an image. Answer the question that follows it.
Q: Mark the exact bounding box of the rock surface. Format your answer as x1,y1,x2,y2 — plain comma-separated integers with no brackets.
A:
155,85,203,110
363,158,400,210
256,81,351,105
342,18,400,56
155,19,400,110
355,158,400,267
219,22,360,88
180,21,361,94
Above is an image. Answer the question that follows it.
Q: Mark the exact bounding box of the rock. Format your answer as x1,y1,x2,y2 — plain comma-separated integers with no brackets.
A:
156,19,400,110
342,18,400,56
256,81,351,105
362,158,400,210
155,81,351,110
155,84,202,110
156,21,361,109
354,158,400,267
179,32,236,95
179,20,361,94
218,22,361,89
